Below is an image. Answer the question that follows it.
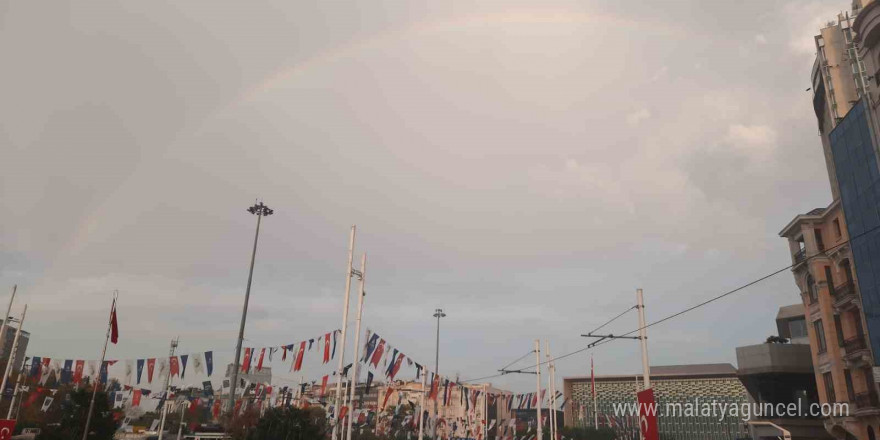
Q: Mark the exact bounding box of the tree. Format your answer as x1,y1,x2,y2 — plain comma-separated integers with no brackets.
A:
37,388,119,440
241,406,328,440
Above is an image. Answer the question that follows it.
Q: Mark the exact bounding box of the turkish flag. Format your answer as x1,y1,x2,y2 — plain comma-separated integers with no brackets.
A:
0,419,15,440
109,301,119,344
73,360,84,384
637,388,659,440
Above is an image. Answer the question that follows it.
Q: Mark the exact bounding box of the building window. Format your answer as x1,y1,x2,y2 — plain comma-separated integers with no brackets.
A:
816,229,825,251
808,274,818,303
845,369,856,401
815,320,827,353
824,372,836,402
826,266,836,295
790,319,808,340
835,315,845,346
834,218,842,237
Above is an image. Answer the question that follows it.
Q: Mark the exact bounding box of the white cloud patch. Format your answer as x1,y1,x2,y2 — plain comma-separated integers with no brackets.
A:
626,107,652,126
755,34,767,44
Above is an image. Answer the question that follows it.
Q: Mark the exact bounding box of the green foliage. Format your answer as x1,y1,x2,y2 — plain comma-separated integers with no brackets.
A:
38,388,119,440
242,406,328,440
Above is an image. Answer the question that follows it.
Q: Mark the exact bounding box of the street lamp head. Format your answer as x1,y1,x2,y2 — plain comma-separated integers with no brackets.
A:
247,202,274,216
433,308,446,318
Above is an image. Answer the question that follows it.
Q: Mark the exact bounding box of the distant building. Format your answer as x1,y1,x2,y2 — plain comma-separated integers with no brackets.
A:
0,323,29,373
562,363,749,440
736,304,831,439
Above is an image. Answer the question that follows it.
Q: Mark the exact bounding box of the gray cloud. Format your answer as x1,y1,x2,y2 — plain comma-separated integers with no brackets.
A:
1,0,840,391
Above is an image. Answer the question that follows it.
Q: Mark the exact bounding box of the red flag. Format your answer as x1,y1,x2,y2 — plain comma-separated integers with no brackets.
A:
429,375,440,401
0,419,15,440
190,397,200,414
256,348,266,372
241,348,252,373
637,388,659,440
212,399,221,418
73,360,84,384
170,356,180,377
293,342,306,372
381,387,394,409
110,299,119,344
147,358,156,383
320,375,329,396
338,405,349,424
323,333,331,364
389,354,405,381
132,389,142,407
370,340,385,367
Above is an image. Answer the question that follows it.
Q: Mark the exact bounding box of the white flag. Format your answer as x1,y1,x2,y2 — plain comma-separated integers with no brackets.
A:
87,361,98,378
192,353,205,375
41,396,54,412
158,358,168,377
124,360,134,385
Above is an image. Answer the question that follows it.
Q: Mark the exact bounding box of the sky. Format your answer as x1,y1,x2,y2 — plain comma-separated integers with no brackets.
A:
0,0,853,393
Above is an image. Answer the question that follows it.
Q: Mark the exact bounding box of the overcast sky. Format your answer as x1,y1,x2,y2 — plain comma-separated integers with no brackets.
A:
0,0,851,392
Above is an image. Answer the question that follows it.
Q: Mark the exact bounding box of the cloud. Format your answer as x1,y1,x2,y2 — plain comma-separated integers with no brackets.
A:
755,34,767,44
626,107,651,126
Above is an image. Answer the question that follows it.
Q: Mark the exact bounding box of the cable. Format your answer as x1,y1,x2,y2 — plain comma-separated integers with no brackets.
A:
506,218,880,373
498,351,535,371
585,305,637,336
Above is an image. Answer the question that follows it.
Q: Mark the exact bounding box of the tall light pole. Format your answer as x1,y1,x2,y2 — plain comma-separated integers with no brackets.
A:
229,201,273,415
432,308,445,439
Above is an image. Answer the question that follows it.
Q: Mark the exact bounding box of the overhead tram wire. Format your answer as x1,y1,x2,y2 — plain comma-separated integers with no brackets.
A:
585,305,637,336
499,219,880,374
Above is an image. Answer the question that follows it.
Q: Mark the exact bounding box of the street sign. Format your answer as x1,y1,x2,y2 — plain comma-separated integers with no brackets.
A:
637,388,659,440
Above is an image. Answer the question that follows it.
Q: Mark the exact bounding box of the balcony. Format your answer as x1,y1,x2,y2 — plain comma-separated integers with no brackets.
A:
855,392,880,413
833,282,859,310
843,335,872,367
794,249,807,264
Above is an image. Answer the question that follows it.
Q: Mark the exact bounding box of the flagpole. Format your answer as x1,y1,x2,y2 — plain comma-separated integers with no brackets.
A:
545,340,557,440
418,374,426,440
346,253,367,440
534,339,542,440
0,286,17,361
592,355,598,429
0,305,26,410
82,293,115,440
157,337,179,440
7,358,28,419
331,226,356,440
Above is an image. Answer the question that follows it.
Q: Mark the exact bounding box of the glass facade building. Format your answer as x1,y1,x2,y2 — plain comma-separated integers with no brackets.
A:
830,98,880,360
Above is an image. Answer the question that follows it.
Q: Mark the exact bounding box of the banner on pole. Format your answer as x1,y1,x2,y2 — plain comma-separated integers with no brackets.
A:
0,420,14,440
637,388,659,440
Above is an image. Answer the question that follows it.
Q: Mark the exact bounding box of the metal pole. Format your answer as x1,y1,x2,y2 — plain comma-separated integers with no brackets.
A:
535,339,542,440
636,289,650,389
432,308,445,440
82,294,115,440
7,360,27,419
592,355,598,429
545,341,556,440
484,384,488,440
0,305,25,412
331,226,356,440
158,338,178,440
0,286,16,362
230,207,266,414
418,374,426,440
176,402,186,440
346,253,367,440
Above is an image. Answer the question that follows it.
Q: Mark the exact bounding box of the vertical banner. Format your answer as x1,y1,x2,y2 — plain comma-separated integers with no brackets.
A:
637,388,659,440
205,351,214,377
0,419,14,440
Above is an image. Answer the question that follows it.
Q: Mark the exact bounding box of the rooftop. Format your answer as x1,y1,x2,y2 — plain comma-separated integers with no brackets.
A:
564,363,737,382
776,304,805,321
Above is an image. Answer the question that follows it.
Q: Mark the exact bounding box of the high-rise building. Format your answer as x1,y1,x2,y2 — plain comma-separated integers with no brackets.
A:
0,323,29,374
779,2,880,438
